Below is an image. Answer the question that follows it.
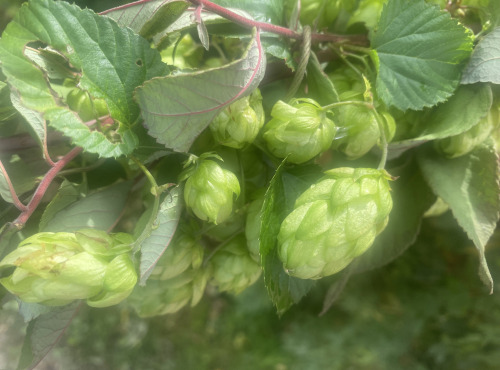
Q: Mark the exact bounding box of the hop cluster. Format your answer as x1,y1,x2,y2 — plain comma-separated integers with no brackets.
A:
0,230,137,307
278,168,393,279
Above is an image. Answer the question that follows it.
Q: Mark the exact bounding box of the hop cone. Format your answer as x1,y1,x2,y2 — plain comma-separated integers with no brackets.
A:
263,98,336,164
278,168,393,279
183,158,240,224
210,89,265,148
0,230,137,307
437,106,499,158
130,267,211,317
210,234,261,294
332,104,380,159
149,232,204,281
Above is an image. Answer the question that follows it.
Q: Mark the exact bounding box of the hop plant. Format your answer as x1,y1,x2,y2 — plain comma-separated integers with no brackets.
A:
149,232,204,281
209,234,261,294
278,168,393,279
263,98,337,164
210,89,265,149
436,105,499,158
182,156,240,224
0,230,137,307
129,267,211,317
332,104,380,159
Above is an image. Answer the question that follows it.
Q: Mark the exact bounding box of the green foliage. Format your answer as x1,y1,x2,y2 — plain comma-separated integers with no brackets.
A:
0,0,499,367
462,27,500,84
371,0,473,110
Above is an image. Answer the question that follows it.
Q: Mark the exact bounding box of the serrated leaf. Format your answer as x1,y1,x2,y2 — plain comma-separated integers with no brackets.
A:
42,181,131,233
260,161,316,316
101,0,189,39
139,186,182,285
352,156,435,274
371,0,473,110
16,302,81,370
39,180,86,232
417,141,500,293
462,27,500,84
136,28,266,152
0,0,168,157
390,84,492,151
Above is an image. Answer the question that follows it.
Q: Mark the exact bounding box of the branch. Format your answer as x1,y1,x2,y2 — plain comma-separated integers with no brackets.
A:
13,147,83,227
187,0,368,45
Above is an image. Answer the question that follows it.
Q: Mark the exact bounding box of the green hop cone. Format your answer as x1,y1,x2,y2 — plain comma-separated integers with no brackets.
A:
210,234,261,294
0,230,137,307
263,98,337,164
183,158,240,224
130,267,211,317
150,232,204,280
210,89,265,149
436,105,499,158
332,104,380,159
278,168,393,279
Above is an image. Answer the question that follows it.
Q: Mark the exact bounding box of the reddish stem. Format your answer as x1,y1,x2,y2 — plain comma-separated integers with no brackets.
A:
101,0,367,45
0,159,27,211
188,0,367,45
13,147,83,227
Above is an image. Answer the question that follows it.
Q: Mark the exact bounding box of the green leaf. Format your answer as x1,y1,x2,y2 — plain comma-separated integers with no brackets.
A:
0,151,47,205
260,161,316,316
136,28,266,152
39,180,86,232
16,301,81,370
0,81,17,122
391,84,492,150
417,141,500,293
462,27,500,84
0,0,168,157
102,0,189,39
213,0,284,25
352,156,436,274
371,0,473,110
0,160,15,205
152,7,252,49
17,300,52,323
139,186,183,285
42,181,131,233
304,52,339,105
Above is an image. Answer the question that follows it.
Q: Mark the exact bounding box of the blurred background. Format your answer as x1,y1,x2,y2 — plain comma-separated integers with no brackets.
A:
1,1,500,369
